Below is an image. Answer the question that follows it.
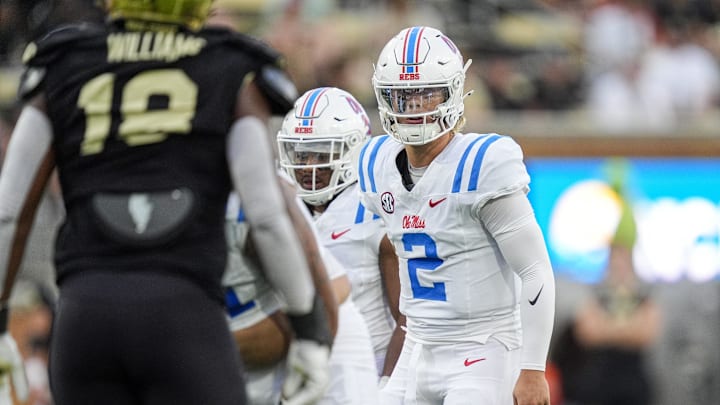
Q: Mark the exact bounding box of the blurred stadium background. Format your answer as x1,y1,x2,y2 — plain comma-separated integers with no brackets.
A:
2,1,720,404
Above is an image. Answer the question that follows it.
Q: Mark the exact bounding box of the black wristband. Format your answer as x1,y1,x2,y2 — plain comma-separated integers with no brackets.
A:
0,303,8,334
288,295,332,346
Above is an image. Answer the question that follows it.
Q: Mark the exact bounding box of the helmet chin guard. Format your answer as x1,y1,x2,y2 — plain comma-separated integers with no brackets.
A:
373,26,471,145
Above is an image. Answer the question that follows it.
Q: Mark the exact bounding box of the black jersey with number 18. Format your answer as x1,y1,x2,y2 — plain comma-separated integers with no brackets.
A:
19,22,283,301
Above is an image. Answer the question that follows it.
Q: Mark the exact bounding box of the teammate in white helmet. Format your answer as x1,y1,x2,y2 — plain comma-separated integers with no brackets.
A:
277,87,405,402
358,26,556,405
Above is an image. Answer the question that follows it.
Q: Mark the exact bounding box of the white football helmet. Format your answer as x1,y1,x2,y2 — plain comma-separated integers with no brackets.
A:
373,26,472,145
277,87,372,206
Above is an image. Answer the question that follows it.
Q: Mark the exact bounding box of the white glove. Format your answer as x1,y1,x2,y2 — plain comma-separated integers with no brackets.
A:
0,332,28,404
280,339,331,405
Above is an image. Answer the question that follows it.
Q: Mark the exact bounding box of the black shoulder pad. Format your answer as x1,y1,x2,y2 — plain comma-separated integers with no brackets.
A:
216,28,283,64
17,67,47,102
22,22,104,67
18,22,104,101
235,34,298,115
204,28,298,114
254,65,298,116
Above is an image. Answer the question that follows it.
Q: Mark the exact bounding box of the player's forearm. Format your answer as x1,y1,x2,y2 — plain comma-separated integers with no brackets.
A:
281,183,339,336
381,314,406,377
379,233,404,376
504,222,555,370
0,105,55,307
227,117,314,315
481,192,556,370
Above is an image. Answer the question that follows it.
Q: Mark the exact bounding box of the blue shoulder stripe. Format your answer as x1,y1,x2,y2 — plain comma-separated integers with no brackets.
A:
358,140,370,192
359,135,390,192
452,135,487,193
354,202,381,224
355,202,366,224
468,135,502,191
451,134,503,193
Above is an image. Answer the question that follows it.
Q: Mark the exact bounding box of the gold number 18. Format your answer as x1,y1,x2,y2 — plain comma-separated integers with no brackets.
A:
77,69,198,156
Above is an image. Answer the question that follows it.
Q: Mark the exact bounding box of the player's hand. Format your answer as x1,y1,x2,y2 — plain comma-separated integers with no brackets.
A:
280,339,330,405
513,369,550,405
0,332,29,404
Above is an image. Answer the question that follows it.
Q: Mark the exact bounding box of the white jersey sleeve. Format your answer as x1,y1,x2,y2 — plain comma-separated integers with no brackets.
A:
479,191,555,371
222,193,285,331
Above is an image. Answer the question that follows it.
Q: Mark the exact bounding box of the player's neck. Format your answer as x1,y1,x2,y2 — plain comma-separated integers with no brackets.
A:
312,204,327,214
405,132,453,168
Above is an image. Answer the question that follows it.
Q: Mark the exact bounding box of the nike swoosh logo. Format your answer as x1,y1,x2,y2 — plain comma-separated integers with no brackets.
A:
428,197,447,208
331,229,351,240
528,284,544,306
464,357,486,367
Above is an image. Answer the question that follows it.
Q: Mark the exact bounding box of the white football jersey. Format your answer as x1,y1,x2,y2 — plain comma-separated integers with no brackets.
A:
222,192,284,331
358,133,530,348
313,183,396,360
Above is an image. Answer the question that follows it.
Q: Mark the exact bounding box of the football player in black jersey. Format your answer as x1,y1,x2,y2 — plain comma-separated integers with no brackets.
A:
0,1,333,404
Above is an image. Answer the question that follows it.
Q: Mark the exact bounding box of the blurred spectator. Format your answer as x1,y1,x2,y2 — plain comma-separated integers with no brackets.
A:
653,0,720,25
640,16,720,124
584,41,676,133
582,0,655,80
258,0,339,93
649,279,720,405
0,0,103,64
41,0,104,30
531,53,583,110
209,0,268,33
482,56,537,110
0,0,48,63
553,179,661,405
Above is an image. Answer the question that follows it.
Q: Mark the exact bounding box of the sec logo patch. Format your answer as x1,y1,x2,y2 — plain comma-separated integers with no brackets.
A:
381,192,395,214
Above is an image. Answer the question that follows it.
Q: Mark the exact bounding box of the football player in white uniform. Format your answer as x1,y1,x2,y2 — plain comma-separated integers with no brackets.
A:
223,178,338,405
277,87,402,402
358,26,556,405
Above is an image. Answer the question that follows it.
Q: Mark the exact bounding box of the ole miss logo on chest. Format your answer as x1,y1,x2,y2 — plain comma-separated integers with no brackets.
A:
403,215,425,229
380,192,427,229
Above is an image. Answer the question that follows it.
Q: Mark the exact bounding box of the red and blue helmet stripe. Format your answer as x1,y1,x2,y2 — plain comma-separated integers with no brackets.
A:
298,87,330,126
402,26,425,74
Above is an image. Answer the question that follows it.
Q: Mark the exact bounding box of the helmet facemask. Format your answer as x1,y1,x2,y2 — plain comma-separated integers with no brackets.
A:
278,137,358,206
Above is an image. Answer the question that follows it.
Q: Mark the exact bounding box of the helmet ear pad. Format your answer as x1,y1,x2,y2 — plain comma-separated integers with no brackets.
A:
277,87,372,206
372,26,471,145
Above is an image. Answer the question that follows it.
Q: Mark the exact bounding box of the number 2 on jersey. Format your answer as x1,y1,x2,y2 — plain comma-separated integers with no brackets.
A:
77,69,198,155
403,233,446,301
